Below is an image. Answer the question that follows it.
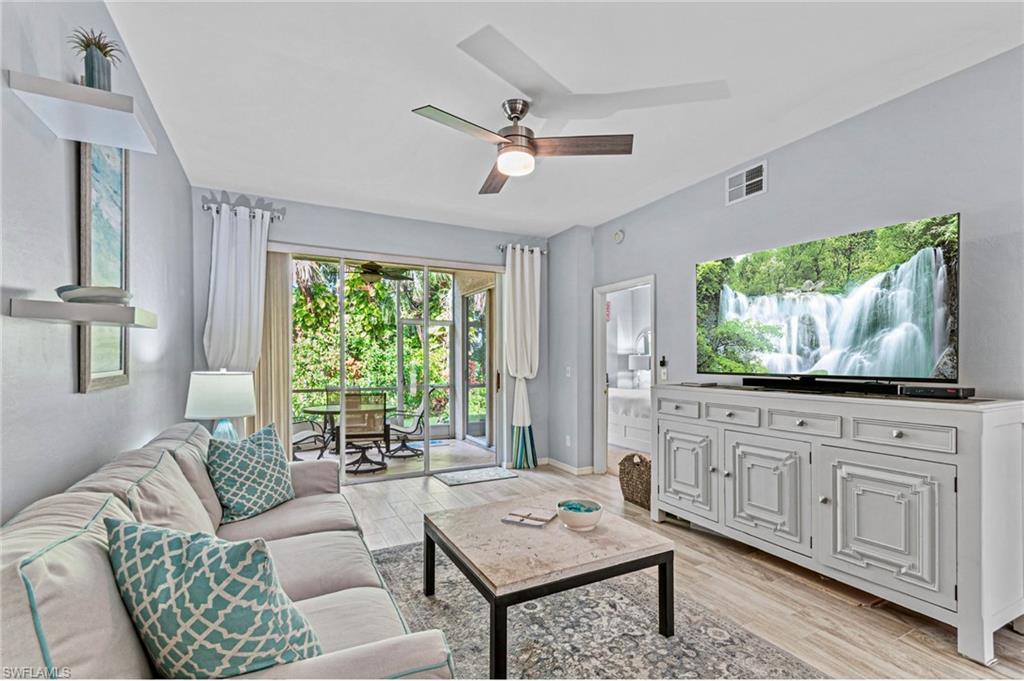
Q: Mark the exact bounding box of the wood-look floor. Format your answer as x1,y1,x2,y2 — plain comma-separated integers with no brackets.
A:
341,467,1024,679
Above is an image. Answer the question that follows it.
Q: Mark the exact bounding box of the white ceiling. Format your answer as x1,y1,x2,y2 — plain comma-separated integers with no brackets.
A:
108,2,1023,237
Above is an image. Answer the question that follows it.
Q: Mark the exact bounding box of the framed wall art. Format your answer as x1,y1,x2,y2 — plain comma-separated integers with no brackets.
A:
78,142,129,392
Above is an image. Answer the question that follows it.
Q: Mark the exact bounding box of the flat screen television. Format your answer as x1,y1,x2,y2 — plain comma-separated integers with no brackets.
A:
696,212,959,382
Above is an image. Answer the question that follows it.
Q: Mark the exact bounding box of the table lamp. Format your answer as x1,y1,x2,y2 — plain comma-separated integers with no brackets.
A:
185,369,256,440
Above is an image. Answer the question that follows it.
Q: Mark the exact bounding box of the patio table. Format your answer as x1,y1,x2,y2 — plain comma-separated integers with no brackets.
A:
302,403,394,473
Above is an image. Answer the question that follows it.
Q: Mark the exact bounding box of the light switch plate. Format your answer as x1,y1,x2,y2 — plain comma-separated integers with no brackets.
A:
659,367,668,381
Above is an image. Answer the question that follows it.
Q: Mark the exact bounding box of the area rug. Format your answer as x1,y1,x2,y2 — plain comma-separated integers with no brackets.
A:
433,467,518,486
372,543,825,679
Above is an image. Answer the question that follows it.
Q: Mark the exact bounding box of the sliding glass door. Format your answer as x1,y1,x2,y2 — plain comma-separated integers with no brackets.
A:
463,289,492,448
288,255,498,482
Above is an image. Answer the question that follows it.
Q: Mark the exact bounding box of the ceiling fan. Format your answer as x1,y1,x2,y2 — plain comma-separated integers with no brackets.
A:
413,98,633,194
354,261,413,283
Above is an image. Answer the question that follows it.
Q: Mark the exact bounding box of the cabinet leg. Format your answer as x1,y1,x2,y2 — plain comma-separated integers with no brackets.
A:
1013,616,1024,636
957,627,996,666
651,508,666,523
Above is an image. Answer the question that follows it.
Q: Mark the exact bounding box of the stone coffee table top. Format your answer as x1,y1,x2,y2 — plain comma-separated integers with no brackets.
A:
424,493,674,596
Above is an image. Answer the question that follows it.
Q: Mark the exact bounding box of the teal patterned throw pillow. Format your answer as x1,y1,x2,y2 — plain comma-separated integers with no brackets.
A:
104,518,322,679
207,424,294,522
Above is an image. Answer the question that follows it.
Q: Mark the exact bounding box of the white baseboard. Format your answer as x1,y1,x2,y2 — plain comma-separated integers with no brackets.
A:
544,458,594,476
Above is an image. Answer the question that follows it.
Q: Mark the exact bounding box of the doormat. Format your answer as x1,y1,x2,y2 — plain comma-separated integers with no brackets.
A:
408,439,450,450
434,467,518,487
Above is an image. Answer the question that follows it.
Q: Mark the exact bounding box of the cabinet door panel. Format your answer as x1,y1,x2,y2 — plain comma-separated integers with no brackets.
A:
658,419,718,522
724,431,812,556
814,446,957,610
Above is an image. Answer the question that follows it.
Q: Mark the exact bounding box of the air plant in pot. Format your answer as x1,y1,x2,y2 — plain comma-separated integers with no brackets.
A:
67,28,123,91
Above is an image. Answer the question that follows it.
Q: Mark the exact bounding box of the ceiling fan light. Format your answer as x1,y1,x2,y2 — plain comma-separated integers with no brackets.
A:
496,147,535,177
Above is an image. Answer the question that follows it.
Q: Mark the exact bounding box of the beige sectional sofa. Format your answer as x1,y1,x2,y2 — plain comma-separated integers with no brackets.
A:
1,423,454,679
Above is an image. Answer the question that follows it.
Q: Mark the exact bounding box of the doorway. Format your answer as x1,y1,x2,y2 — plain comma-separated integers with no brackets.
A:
592,276,656,476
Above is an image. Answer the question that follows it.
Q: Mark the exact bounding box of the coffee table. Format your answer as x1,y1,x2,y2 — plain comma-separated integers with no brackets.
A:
423,494,674,679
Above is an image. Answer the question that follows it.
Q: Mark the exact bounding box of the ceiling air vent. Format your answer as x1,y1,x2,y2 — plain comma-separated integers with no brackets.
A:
725,161,766,205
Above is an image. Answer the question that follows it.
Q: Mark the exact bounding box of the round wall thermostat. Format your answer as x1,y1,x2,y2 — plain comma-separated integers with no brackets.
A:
612,229,625,244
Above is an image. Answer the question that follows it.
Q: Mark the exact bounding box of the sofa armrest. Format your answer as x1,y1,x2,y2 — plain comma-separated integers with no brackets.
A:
238,630,453,679
289,460,340,496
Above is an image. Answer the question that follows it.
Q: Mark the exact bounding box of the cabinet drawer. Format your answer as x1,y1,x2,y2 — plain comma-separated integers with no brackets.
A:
706,402,759,427
851,418,957,454
768,409,841,438
658,396,699,418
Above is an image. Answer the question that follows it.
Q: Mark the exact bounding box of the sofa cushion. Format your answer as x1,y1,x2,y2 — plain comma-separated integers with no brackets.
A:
267,532,381,601
208,425,295,522
295,587,407,654
217,494,360,542
106,518,322,678
157,423,224,528
0,492,153,678
234,631,455,680
68,446,215,534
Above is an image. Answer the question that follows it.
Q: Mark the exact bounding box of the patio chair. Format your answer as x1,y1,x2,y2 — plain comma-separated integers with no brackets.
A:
291,419,326,461
345,391,388,473
387,406,426,459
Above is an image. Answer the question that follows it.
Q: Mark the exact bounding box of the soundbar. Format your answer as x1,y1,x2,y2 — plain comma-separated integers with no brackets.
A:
741,376,976,399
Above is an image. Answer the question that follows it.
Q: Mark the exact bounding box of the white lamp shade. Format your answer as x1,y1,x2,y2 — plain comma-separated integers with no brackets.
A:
628,354,651,371
185,370,257,419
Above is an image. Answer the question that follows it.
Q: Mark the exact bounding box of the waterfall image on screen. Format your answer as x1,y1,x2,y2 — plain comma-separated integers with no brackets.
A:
696,213,959,380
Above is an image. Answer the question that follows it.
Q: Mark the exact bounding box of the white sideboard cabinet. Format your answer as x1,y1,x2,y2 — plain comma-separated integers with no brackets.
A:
650,384,1024,665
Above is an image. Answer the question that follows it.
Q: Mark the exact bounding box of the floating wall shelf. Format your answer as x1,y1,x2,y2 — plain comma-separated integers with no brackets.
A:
10,299,158,329
6,70,157,154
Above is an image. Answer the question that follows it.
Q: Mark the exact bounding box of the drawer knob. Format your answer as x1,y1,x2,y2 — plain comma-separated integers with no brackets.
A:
819,495,830,504
723,471,732,478
725,410,735,417
795,418,807,427
891,429,904,439
708,466,718,473
674,404,681,410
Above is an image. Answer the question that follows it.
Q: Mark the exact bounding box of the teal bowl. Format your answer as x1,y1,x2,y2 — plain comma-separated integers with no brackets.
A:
556,499,604,532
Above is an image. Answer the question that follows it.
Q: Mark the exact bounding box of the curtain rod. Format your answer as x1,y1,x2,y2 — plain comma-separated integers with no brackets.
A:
497,244,547,255
202,202,285,222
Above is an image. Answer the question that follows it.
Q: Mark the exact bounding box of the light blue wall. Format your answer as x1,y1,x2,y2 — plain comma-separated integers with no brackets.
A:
1,2,195,520
190,188,551,462
550,46,1024,470
547,225,593,468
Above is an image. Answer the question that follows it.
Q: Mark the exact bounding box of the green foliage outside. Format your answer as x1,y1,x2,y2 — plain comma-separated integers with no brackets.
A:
291,260,487,428
695,214,959,373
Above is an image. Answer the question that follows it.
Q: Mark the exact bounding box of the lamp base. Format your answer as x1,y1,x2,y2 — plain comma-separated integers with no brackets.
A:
212,418,239,441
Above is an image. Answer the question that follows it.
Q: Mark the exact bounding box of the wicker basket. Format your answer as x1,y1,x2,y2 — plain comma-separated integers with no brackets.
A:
618,453,651,510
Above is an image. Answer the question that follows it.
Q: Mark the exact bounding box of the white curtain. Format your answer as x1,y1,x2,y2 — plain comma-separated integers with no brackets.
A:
503,244,541,468
203,205,271,372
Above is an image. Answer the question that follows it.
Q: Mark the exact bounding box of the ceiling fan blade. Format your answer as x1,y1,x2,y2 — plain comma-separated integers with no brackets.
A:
457,25,571,101
535,80,731,119
534,134,634,157
412,105,509,145
479,162,509,194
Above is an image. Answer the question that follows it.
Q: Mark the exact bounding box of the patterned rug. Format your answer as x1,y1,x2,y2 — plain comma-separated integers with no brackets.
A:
433,467,518,486
372,543,825,679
